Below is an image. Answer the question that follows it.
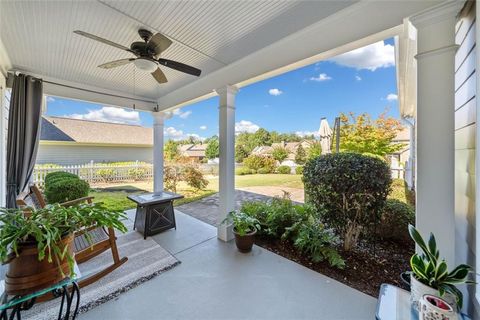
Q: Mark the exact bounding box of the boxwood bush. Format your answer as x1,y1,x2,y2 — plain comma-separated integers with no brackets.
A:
377,199,415,242
44,172,90,204
303,153,391,251
277,165,291,174
44,171,79,185
235,167,256,175
295,166,304,175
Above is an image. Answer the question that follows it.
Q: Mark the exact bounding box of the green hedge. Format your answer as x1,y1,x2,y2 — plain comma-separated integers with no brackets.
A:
377,199,415,242
295,166,304,175
277,165,291,174
235,167,256,175
44,172,90,204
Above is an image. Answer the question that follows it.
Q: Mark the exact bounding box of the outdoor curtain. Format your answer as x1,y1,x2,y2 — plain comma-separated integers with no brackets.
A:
6,74,43,208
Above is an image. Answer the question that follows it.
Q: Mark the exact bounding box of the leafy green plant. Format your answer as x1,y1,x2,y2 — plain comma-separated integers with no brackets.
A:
295,166,304,175
243,155,276,173
223,211,261,236
294,221,345,269
127,168,147,181
164,165,182,193
272,146,289,162
303,153,391,251
44,171,79,185
97,168,116,182
205,138,220,159
409,225,474,308
45,177,90,204
0,203,127,276
377,199,414,242
277,165,291,174
183,166,208,191
295,145,307,165
235,167,255,175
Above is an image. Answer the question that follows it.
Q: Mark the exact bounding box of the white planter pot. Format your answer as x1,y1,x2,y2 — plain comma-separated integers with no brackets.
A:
410,276,456,312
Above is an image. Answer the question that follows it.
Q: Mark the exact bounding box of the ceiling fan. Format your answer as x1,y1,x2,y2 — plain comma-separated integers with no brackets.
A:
73,29,201,84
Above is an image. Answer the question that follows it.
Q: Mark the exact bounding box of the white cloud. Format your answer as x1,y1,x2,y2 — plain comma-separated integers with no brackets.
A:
386,93,398,101
355,75,362,81
164,126,205,141
235,120,260,134
310,73,332,82
199,125,207,130
268,88,283,96
46,96,55,102
64,106,140,124
172,108,192,119
329,41,395,71
295,130,320,138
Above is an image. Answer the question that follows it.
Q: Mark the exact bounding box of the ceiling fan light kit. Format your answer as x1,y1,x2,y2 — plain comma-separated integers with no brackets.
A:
73,29,201,84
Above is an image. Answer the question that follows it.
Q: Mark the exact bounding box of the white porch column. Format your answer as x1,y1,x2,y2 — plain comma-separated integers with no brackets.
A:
152,111,170,195
216,85,238,241
409,2,462,264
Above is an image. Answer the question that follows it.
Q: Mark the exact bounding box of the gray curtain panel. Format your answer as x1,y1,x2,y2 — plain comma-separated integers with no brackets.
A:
6,74,43,208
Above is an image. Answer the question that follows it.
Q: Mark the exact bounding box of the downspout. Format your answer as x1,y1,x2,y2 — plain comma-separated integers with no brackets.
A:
402,117,415,190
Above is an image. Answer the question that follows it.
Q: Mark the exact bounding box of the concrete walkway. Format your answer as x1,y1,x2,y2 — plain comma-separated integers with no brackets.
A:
238,186,304,203
80,209,377,320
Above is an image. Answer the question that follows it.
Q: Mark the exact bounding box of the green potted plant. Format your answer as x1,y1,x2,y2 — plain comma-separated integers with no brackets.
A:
0,203,127,295
223,211,260,253
408,225,474,311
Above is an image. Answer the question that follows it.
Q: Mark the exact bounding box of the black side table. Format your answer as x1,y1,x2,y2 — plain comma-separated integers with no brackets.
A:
128,191,183,239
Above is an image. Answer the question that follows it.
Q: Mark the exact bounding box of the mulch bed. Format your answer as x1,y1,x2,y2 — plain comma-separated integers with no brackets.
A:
255,235,414,298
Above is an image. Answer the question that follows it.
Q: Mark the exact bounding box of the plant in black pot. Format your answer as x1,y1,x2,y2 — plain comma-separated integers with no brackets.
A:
408,225,474,311
0,203,127,295
223,211,260,253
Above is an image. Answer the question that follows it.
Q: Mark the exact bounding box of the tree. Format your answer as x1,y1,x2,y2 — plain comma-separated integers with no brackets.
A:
295,144,307,164
272,146,288,163
235,144,249,163
252,128,272,147
164,140,180,161
339,112,405,156
307,141,322,160
205,138,220,159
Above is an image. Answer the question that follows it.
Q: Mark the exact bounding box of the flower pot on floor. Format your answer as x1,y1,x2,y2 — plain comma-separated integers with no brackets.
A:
233,228,257,253
5,234,74,295
410,276,456,312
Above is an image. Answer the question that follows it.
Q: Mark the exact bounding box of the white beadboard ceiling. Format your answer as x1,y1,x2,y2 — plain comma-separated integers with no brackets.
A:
0,0,356,103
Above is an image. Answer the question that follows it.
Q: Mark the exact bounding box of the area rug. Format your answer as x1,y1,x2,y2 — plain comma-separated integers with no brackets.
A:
23,222,180,319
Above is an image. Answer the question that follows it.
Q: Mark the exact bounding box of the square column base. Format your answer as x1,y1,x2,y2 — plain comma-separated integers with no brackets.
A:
217,224,234,242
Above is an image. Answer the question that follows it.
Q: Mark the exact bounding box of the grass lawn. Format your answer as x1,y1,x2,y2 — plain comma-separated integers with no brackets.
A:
235,174,303,189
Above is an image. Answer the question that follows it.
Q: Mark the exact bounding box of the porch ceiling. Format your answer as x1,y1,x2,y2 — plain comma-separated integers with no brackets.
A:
0,0,446,111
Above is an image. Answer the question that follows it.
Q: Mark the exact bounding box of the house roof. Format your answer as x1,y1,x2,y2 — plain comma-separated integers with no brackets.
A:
179,144,207,158
394,127,410,142
40,116,153,146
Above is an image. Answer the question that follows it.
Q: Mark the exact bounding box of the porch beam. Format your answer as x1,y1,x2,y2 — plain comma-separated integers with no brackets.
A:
409,1,463,265
216,85,238,241
152,111,170,195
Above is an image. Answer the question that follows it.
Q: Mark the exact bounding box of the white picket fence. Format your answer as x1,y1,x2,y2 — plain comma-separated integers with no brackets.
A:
33,161,153,186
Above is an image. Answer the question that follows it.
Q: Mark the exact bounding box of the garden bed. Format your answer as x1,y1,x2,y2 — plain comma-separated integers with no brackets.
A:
255,235,413,297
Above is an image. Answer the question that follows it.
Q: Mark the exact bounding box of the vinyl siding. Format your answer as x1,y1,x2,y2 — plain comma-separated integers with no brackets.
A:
454,1,477,315
36,144,153,165
0,73,6,206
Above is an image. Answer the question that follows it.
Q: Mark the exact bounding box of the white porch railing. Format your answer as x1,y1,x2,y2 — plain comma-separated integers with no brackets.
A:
33,161,153,186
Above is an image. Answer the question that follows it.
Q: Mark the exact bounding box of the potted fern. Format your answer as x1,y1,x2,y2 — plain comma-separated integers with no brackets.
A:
223,211,261,253
0,203,127,295
408,225,474,311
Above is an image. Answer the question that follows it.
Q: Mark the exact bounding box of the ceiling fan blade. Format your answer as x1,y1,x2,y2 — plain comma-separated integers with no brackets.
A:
98,58,135,69
148,33,172,56
74,30,132,52
152,68,168,84
157,59,201,77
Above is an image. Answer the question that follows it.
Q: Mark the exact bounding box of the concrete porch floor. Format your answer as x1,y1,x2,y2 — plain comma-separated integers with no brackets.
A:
79,209,376,320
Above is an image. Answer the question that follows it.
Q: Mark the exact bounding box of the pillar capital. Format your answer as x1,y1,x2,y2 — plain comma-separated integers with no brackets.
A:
215,85,239,96
409,0,463,28
152,111,171,125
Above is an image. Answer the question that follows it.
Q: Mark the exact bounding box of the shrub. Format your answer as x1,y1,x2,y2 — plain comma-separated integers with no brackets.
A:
303,153,392,251
97,168,115,182
243,154,265,171
295,166,304,175
183,166,208,190
389,179,415,206
272,146,289,162
277,165,291,174
164,165,182,193
241,201,270,226
205,139,220,159
377,199,415,242
44,171,79,185
261,156,277,173
127,168,147,181
295,145,307,165
44,178,90,204
235,167,255,175
257,168,270,174
293,221,345,268
235,144,249,163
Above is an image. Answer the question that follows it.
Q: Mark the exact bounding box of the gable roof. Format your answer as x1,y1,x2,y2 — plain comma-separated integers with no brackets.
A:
40,116,153,146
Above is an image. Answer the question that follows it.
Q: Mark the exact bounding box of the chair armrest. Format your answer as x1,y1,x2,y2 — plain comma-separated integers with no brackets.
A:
61,196,95,207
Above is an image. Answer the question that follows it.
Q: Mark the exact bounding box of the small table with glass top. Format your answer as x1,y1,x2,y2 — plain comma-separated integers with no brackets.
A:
0,277,80,320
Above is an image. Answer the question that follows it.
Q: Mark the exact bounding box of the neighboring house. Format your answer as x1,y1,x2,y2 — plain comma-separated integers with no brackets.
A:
179,144,207,162
252,140,314,166
389,127,411,165
37,116,153,165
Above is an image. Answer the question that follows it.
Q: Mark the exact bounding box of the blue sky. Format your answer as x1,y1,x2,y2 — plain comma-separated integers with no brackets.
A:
46,38,398,141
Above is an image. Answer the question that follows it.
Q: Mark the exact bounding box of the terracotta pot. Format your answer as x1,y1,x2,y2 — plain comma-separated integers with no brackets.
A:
5,234,74,295
410,276,456,312
233,228,257,253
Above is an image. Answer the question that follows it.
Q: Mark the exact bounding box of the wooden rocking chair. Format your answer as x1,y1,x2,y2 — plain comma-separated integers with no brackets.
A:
16,184,128,289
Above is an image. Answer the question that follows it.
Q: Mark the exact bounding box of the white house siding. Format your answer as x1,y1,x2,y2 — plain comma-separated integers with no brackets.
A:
454,2,477,315
36,144,153,165
0,73,7,206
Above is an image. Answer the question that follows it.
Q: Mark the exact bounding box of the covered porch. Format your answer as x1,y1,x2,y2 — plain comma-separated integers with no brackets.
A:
0,0,477,318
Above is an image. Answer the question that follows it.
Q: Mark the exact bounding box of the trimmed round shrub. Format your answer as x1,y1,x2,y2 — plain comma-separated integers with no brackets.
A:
45,177,90,204
303,153,392,251
377,199,415,242
295,166,304,175
44,171,79,185
277,165,291,174
257,168,270,174
235,167,255,175
243,155,276,173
